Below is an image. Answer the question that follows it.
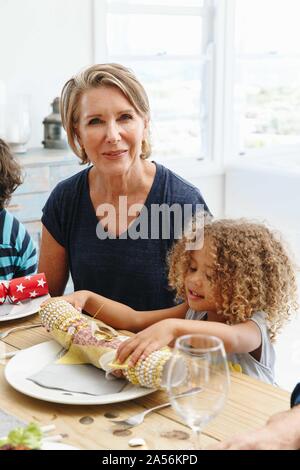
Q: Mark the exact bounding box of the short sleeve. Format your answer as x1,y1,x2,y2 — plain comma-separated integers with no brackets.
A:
41,183,66,247
167,167,211,216
291,383,300,408
249,311,275,369
15,235,37,277
191,188,210,216
13,221,37,277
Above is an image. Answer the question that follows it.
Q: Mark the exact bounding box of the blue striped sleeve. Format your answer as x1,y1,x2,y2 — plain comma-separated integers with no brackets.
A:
2,210,13,245
14,230,37,276
0,211,37,279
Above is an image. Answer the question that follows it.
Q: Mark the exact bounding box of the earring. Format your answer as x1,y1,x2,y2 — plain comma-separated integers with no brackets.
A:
141,139,150,159
80,145,89,163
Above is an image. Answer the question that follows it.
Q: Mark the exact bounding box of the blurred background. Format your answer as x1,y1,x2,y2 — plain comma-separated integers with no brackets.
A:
0,0,299,391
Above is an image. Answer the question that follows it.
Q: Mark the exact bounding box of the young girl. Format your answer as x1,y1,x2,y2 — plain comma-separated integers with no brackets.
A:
62,219,298,384
0,139,37,279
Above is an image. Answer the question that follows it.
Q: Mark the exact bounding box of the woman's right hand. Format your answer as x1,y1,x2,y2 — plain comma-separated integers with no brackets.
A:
61,290,90,312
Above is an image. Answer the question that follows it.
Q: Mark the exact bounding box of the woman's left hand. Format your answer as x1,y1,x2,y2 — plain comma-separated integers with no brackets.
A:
116,319,177,366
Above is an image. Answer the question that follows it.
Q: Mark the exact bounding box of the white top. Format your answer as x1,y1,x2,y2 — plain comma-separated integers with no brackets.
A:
185,309,276,384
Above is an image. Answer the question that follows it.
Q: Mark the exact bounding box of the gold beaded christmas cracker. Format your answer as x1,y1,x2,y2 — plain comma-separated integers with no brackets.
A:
39,298,172,389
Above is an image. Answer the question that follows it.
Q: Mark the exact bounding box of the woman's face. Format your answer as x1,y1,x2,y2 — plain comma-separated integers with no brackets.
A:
76,86,148,176
184,240,218,313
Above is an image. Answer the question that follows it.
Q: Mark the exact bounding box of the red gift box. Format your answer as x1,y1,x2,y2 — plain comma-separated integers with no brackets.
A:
0,273,48,304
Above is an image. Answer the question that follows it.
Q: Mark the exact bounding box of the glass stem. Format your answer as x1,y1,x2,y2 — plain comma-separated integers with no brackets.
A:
191,427,201,450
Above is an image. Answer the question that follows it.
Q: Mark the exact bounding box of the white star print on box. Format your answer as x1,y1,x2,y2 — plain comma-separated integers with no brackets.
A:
0,273,49,319
37,279,46,288
16,283,25,293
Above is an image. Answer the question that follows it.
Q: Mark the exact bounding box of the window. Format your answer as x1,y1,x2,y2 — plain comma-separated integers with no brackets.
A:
94,0,216,162
234,0,300,158
94,0,300,164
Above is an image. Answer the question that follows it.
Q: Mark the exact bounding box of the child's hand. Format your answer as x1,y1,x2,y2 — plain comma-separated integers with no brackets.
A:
116,319,176,366
61,290,90,312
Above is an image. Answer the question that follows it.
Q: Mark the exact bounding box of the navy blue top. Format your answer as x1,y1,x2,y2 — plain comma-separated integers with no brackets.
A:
291,383,300,408
42,162,209,310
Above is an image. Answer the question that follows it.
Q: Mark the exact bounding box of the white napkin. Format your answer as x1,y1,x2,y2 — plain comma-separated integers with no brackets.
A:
27,362,127,396
0,409,26,436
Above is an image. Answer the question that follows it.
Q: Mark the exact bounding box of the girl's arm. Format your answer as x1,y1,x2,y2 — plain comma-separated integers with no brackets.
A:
174,318,262,354
62,290,188,332
116,318,262,365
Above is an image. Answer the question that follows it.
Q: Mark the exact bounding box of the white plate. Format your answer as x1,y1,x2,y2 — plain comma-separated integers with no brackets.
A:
5,341,155,405
0,295,50,322
41,442,79,450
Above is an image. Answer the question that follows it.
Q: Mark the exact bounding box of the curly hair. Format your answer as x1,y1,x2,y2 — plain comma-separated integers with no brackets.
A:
0,139,23,209
168,218,299,341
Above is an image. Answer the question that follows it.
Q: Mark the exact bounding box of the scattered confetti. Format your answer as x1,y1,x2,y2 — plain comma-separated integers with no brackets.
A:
161,430,190,440
113,429,132,437
128,437,146,447
79,416,94,425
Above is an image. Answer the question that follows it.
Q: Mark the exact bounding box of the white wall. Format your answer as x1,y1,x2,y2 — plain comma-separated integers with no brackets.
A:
225,160,300,391
0,0,93,148
225,161,300,263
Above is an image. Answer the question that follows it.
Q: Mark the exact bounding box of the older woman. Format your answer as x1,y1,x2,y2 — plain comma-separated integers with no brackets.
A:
39,63,209,310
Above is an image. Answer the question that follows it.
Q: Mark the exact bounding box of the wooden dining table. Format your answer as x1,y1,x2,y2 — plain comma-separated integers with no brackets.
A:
0,313,291,450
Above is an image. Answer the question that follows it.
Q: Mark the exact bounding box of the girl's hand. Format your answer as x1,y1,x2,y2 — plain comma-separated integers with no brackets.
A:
116,319,177,366
61,290,90,312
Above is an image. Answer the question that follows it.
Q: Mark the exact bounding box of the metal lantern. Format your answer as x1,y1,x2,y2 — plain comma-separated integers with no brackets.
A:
42,97,67,149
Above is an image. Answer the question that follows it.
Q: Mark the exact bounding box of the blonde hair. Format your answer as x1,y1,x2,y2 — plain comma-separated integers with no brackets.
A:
60,63,151,164
168,218,299,340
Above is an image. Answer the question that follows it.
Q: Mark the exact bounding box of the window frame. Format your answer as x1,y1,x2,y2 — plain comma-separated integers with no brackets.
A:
93,0,300,167
93,0,227,166
233,3,300,161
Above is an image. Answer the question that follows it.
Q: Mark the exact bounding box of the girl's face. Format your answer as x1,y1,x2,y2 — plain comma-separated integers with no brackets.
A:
184,241,218,313
76,86,148,177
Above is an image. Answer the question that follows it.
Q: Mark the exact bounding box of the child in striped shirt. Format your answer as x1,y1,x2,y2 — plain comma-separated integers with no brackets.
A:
0,139,37,280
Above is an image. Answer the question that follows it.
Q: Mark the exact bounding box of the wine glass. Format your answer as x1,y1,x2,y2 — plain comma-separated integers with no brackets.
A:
166,334,230,449
5,94,31,154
